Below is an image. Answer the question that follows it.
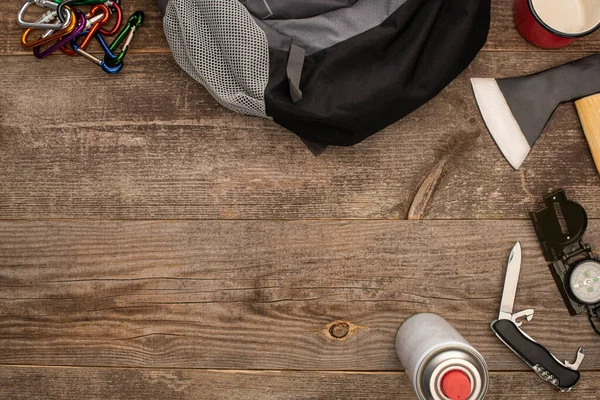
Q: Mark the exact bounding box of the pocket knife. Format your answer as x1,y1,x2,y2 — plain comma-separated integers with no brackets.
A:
491,242,585,392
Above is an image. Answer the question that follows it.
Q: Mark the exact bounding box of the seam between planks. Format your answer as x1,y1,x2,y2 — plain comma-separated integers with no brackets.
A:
1,47,599,57
1,218,600,222
0,364,598,373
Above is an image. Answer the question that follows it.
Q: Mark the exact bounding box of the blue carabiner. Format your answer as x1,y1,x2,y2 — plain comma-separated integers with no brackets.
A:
70,31,122,74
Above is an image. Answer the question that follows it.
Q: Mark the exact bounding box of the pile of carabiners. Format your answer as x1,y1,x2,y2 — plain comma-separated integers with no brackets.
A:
17,0,144,74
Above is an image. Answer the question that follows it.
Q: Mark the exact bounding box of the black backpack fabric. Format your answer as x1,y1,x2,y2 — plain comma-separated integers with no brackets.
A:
159,0,491,150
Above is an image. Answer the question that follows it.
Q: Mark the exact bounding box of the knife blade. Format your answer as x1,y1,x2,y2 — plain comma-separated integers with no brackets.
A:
498,242,521,320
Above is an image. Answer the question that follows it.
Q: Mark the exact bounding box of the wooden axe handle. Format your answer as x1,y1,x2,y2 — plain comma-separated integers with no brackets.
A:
575,94,600,175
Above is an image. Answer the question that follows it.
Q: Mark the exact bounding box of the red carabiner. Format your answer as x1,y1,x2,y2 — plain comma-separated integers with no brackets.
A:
98,0,122,36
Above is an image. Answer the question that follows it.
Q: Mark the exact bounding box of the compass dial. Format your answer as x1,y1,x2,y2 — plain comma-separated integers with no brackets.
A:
569,260,600,305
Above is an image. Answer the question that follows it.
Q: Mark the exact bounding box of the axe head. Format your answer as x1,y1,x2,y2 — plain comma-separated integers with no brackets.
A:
471,54,600,169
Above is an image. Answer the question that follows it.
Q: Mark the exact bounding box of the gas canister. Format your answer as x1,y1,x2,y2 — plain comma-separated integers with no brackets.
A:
396,313,489,400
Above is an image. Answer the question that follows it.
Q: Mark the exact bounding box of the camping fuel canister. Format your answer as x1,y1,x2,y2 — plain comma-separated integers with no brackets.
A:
395,314,489,400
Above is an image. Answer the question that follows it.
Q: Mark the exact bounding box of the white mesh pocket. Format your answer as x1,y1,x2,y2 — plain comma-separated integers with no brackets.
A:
163,0,269,117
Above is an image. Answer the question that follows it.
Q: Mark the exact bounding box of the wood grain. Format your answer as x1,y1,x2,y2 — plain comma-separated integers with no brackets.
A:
1,220,599,370
576,94,600,176
2,0,600,56
1,366,600,400
4,0,600,398
1,52,599,220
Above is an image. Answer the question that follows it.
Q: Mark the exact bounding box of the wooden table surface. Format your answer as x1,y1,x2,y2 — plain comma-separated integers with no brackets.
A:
1,1,600,399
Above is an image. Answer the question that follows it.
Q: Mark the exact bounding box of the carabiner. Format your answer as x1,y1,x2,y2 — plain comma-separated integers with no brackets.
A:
17,0,71,30
71,31,123,74
33,9,86,59
52,0,109,5
60,4,110,56
55,0,79,23
98,0,122,36
53,0,120,25
21,8,77,48
104,11,144,67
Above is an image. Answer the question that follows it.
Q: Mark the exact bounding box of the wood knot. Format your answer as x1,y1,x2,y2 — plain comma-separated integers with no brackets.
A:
322,320,365,341
329,322,350,339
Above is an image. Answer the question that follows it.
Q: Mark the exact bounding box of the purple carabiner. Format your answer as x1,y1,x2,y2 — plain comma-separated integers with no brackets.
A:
33,9,86,59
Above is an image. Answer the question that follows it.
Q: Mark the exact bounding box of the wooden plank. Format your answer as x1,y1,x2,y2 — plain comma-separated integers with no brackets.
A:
1,220,599,370
2,0,600,55
1,366,600,400
1,52,599,220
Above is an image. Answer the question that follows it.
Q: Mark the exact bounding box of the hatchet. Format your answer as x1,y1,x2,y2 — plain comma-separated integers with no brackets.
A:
471,54,600,173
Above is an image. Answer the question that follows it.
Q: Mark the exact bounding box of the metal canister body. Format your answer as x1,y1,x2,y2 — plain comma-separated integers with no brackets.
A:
396,313,489,400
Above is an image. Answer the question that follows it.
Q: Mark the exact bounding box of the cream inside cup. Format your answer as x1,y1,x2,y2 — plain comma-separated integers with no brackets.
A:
531,0,600,35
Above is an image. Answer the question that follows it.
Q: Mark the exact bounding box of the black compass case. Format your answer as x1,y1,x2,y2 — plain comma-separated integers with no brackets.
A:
531,190,600,322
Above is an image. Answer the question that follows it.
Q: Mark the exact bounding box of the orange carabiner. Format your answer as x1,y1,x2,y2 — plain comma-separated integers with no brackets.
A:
21,8,77,48
61,4,110,56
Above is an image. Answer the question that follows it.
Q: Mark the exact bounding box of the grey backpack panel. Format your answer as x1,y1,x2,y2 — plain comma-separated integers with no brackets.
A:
257,0,409,55
243,0,359,19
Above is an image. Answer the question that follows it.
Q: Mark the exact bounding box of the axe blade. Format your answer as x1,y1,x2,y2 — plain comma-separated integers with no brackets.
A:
471,54,600,170
471,78,531,169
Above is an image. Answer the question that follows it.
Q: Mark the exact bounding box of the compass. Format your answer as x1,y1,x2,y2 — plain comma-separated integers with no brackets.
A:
569,260,600,305
531,189,600,336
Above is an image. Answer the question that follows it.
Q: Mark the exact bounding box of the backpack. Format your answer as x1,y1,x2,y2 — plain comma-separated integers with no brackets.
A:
158,0,491,153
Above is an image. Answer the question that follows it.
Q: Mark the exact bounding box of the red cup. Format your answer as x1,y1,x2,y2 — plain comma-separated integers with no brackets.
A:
514,0,600,49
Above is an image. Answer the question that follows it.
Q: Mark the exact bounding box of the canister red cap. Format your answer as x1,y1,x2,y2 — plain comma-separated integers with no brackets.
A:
440,370,471,400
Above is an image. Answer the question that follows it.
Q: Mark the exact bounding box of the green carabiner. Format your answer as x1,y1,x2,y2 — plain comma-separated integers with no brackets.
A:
104,11,144,67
